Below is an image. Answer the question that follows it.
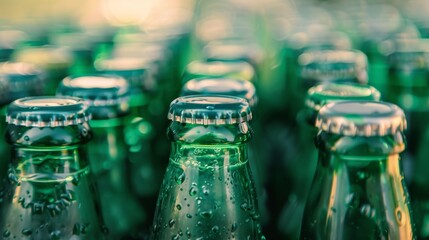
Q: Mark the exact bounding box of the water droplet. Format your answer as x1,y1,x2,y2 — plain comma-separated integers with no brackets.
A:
396,208,405,225
206,105,215,110
168,219,175,228
202,186,210,195
174,168,186,185
186,229,191,237
171,234,180,240
357,171,368,179
186,213,192,218
231,223,238,232
211,226,219,233
331,207,337,213
360,204,375,218
3,230,10,237
176,204,182,210
21,228,32,236
23,136,30,141
200,210,213,219
50,230,61,240
189,187,198,196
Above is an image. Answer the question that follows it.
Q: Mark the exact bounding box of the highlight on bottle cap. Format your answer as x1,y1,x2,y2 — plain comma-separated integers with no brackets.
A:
168,95,252,125
57,75,130,107
305,83,381,111
182,60,256,84
181,78,257,108
6,96,90,127
316,101,407,137
298,49,368,84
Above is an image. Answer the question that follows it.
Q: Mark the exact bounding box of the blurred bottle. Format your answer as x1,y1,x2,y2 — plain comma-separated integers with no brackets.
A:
12,46,73,95
0,62,45,189
182,60,257,85
301,101,414,239
151,95,264,239
57,75,145,239
277,83,380,239
0,96,104,239
381,38,429,238
94,59,165,218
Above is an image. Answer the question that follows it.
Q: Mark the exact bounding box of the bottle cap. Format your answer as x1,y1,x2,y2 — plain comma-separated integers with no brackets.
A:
57,75,130,118
316,101,406,136
6,96,90,127
182,61,256,84
0,62,45,103
203,40,264,66
181,78,257,108
298,50,368,85
94,57,156,91
306,83,380,111
168,95,252,125
380,39,429,70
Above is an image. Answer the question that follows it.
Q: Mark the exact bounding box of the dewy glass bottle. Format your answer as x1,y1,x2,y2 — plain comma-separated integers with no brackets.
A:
383,38,429,238
151,96,264,239
0,96,104,239
301,101,414,239
180,77,268,225
277,83,381,240
57,75,145,238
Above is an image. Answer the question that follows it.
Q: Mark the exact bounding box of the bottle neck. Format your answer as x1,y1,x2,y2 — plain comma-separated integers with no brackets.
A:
167,122,252,167
11,145,89,186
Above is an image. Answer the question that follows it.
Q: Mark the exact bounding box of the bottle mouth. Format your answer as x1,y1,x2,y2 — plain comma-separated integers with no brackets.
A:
6,96,90,127
168,95,252,125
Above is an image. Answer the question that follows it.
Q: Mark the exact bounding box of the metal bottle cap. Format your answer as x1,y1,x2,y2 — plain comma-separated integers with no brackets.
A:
94,57,156,91
0,62,45,103
203,40,264,66
182,61,256,84
316,101,406,136
57,75,130,117
380,39,429,70
181,78,257,108
306,83,381,111
298,50,368,84
168,95,252,125
6,96,90,127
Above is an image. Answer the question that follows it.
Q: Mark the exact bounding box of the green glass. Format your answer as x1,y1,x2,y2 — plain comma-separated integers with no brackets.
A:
57,75,145,238
182,61,257,85
0,29,27,61
277,83,381,239
180,77,268,224
0,62,45,190
0,96,104,239
94,58,165,216
383,39,429,238
152,96,264,239
301,101,414,239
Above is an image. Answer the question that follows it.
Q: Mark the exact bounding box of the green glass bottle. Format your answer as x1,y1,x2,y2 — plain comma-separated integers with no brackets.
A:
383,39,429,238
12,46,73,95
180,77,268,224
94,58,165,213
0,62,45,189
152,95,264,239
57,75,145,238
277,83,381,239
0,96,104,239
301,101,415,239
182,61,257,85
